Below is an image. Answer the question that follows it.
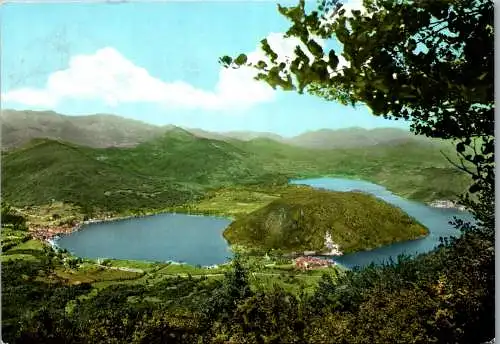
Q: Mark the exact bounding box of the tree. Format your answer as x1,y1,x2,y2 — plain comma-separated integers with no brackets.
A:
14,307,79,344
221,1,494,342
220,287,306,344
1,201,28,230
221,0,494,232
131,311,203,344
200,254,253,332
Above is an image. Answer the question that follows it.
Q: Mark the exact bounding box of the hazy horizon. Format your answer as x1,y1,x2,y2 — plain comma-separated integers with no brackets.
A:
1,108,413,139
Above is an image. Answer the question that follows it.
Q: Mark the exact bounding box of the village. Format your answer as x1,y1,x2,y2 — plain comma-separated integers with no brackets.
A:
428,199,467,211
293,256,335,270
28,224,76,241
26,218,340,272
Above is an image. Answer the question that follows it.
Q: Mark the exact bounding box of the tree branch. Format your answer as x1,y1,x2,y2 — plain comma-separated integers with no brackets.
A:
439,149,475,177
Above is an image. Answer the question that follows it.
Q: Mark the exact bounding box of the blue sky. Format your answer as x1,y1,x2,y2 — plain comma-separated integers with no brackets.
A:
1,0,410,137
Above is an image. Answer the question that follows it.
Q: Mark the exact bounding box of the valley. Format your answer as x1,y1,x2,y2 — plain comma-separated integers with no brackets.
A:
0,110,482,343
1,0,493,340
2,110,470,213
1,111,472,260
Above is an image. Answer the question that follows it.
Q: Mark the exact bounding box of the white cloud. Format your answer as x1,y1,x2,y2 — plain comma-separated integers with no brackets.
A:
339,0,368,16
247,32,349,77
2,32,348,111
2,88,57,108
247,32,325,72
1,46,276,111
320,0,371,27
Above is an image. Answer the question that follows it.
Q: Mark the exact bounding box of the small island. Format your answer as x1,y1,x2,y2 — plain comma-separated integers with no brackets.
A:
223,187,429,255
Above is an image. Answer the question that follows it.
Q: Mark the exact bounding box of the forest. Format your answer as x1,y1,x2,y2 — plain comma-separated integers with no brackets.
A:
224,187,428,253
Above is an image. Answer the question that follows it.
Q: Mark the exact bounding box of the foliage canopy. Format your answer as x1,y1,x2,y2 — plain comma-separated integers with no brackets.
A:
222,0,493,208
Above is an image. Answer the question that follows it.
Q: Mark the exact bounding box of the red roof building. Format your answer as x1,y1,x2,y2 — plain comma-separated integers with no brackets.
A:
294,256,333,270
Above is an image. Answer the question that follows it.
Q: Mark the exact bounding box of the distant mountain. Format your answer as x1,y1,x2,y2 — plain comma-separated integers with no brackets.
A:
183,128,229,141
1,110,287,149
3,110,435,151
220,131,284,142
286,127,432,149
186,128,284,142
1,109,166,149
188,127,430,148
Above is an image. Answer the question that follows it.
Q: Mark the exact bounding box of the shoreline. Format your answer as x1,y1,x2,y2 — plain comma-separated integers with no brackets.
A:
44,210,235,267
28,180,464,244
52,210,229,238
280,233,429,260
27,182,466,268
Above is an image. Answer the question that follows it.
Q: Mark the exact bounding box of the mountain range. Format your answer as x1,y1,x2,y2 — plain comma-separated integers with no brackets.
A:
1,108,470,214
1,109,433,150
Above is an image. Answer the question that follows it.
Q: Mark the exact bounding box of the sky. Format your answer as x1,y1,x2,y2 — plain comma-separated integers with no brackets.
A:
0,0,410,137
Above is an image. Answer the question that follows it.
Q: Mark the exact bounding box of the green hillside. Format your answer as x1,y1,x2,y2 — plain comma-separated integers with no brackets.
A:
111,128,263,185
232,137,471,201
0,132,287,213
224,187,428,254
1,139,200,213
1,130,471,214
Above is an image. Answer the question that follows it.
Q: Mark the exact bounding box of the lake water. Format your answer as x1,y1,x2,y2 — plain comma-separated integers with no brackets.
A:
290,178,475,268
55,177,475,268
55,214,233,266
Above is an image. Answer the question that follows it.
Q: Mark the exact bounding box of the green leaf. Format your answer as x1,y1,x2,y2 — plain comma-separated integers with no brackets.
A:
328,50,339,70
219,56,233,67
261,39,278,63
456,142,465,153
307,39,324,58
478,72,488,81
256,60,268,69
234,54,248,66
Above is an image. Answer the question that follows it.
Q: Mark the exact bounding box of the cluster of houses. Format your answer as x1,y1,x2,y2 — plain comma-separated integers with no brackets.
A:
429,200,467,211
293,256,334,270
29,225,74,241
27,215,126,243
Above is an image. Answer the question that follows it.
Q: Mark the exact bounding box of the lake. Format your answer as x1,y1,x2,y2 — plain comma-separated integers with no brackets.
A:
55,214,233,266
55,177,475,268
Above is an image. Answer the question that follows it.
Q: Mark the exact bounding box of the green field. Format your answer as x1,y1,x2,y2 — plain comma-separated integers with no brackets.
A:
1,238,47,261
1,228,32,251
1,231,343,299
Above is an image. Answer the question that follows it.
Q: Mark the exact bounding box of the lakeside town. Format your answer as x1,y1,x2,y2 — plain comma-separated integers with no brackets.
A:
21,197,464,270
20,205,339,272
428,199,467,211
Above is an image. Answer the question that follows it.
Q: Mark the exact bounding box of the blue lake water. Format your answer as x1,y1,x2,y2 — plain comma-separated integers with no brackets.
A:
55,177,475,268
55,214,233,266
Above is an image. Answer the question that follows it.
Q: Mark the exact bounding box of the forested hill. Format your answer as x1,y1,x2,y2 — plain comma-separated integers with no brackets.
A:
2,127,470,213
224,187,428,254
